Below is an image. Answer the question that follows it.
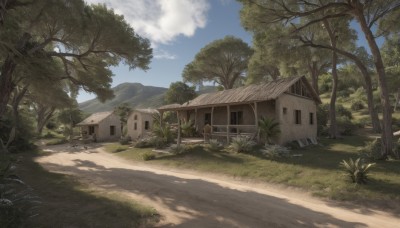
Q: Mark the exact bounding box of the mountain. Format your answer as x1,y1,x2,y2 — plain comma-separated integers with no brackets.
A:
79,83,167,113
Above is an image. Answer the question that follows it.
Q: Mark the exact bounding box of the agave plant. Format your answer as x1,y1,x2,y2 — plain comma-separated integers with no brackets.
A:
229,136,256,153
258,117,280,144
340,158,375,184
207,139,222,152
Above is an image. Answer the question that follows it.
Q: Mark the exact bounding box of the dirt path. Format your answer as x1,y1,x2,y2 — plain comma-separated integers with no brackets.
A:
37,144,399,228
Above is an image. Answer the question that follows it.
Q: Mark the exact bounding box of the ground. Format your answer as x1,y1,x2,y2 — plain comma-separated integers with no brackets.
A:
35,143,400,228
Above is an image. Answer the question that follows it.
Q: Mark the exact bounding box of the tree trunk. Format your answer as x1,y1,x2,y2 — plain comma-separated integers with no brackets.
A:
36,105,56,136
329,51,339,138
355,9,394,158
0,32,31,118
310,62,320,95
6,86,28,148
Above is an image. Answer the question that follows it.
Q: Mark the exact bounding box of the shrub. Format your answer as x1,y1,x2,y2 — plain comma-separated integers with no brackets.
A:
340,158,375,184
119,136,131,145
350,100,365,111
45,137,68,146
0,160,40,227
181,120,196,137
337,89,351,98
353,117,369,129
258,117,280,144
261,144,291,159
229,136,256,153
134,139,152,148
142,152,156,161
169,144,187,155
113,146,127,153
358,138,382,161
207,139,222,152
149,137,168,149
337,116,357,136
284,141,302,150
336,104,352,119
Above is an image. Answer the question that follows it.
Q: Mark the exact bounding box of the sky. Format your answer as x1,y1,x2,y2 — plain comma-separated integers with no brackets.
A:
79,0,252,102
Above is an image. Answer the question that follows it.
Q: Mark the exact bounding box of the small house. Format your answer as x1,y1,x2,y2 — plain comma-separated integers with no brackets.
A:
127,109,158,140
157,76,321,145
76,111,121,142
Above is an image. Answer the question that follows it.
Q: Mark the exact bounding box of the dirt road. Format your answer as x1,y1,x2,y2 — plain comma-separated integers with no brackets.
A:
37,144,399,227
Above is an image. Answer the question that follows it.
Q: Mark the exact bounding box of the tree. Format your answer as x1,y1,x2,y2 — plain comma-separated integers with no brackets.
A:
57,104,83,140
0,1,152,119
114,103,131,136
239,0,399,158
183,36,253,90
165,82,197,105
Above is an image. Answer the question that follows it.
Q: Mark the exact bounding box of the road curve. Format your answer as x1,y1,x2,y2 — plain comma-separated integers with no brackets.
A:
37,144,399,228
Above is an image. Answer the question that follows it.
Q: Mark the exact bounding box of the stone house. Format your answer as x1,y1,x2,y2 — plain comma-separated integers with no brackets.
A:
76,111,121,142
127,109,158,140
157,76,321,145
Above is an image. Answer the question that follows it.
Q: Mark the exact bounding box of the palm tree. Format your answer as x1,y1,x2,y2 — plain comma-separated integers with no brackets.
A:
258,117,280,144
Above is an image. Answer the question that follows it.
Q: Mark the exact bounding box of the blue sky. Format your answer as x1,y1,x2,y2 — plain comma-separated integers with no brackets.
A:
79,0,251,102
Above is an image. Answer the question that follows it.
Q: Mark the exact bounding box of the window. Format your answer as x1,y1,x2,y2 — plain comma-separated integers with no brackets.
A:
230,111,243,125
204,113,211,125
144,121,150,130
134,122,137,130
110,125,115,136
283,107,287,115
294,110,301,125
134,115,138,120
309,113,314,125
89,126,95,135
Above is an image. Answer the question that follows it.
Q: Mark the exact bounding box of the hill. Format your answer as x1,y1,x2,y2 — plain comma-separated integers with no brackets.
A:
79,83,167,113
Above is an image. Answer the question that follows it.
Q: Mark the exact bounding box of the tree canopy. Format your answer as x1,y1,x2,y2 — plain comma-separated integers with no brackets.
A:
165,82,197,105
182,36,253,90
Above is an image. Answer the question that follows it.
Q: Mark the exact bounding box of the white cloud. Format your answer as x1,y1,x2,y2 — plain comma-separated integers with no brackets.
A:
153,49,177,60
85,0,210,45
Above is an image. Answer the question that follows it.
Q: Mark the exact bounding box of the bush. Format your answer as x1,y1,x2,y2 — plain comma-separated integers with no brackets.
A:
337,89,351,98
358,138,382,161
134,139,152,148
229,136,256,153
207,139,222,152
113,146,127,153
336,104,352,119
119,136,131,145
181,120,196,137
337,116,357,136
261,144,291,159
350,100,365,111
142,152,156,161
45,137,68,146
169,144,187,155
149,137,167,149
340,158,375,184
353,117,369,129
0,159,40,227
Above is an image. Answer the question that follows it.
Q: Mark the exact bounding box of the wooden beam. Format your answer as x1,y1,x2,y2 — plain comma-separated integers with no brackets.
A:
194,108,197,131
227,105,230,143
211,107,214,134
254,102,259,142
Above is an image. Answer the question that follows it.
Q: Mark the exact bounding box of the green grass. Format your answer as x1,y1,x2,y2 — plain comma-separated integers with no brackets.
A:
104,136,400,213
15,151,159,227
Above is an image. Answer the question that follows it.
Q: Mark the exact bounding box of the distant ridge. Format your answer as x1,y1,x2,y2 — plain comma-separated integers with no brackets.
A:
78,82,218,113
79,83,167,113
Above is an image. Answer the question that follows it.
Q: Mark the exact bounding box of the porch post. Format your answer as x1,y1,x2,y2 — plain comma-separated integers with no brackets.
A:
194,108,198,131
227,105,230,143
159,111,164,126
176,111,181,146
211,107,214,134
254,102,259,142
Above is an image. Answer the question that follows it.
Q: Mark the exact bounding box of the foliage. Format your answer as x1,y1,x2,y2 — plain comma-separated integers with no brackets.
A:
142,152,156,161
340,158,375,184
169,144,187,155
229,136,256,153
134,139,153,149
181,120,196,137
0,158,39,227
350,100,366,111
165,82,197,105
359,138,383,161
258,117,280,144
151,114,175,144
317,104,329,136
119,136,131,145
337,116,357,136
318,74,332,94
149,137,168,149
114,103,131,136
206,139,223,152
336,104,353,119
183,36,253,89
261,145,291,159
45,138,68,146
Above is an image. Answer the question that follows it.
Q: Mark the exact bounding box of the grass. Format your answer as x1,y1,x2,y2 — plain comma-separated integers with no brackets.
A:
104,135,400,213
14,150,159,227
